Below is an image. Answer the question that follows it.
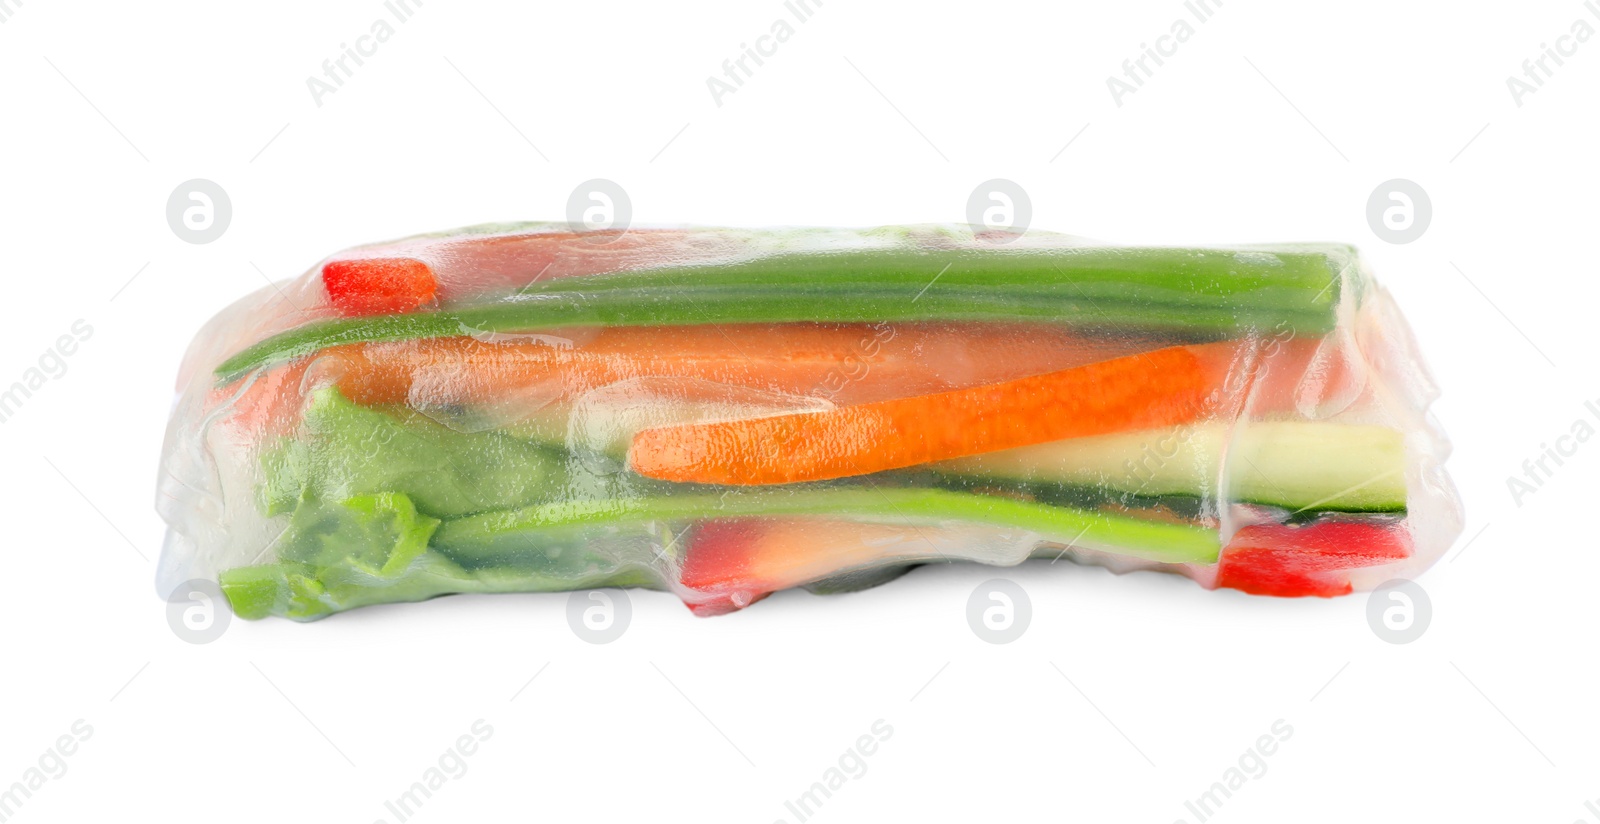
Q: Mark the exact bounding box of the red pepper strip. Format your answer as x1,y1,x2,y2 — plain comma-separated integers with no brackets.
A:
678,518,773,616
1215,520,1412,597
680,518,997,616
322,257,438,316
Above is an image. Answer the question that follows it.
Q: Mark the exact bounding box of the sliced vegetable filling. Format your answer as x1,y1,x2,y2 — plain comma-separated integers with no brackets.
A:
154,226,1445,621
627,343,1240,485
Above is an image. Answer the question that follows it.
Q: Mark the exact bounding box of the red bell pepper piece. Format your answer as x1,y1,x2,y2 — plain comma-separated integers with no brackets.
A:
1216,519,1412,597
322,257,438,316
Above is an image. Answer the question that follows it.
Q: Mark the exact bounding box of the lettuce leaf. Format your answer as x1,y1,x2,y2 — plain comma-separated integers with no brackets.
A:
220,492,454,620
262,387,566,520
223,489,667,620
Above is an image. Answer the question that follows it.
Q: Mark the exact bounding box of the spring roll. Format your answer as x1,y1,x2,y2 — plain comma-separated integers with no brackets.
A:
155,223,1461,620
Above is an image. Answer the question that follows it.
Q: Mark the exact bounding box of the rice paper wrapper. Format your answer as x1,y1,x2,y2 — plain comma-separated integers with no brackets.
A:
155,224,1462,620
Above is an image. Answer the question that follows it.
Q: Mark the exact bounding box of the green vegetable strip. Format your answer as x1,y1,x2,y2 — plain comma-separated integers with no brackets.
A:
432,487,1221,566
215,247,1347,383
526,247,1348,304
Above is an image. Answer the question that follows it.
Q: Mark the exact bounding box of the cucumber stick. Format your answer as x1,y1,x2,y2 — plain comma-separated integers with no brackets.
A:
504,400,1406,513
935,421,1407,513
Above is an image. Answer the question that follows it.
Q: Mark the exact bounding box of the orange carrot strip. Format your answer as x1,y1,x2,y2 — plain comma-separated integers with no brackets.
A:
215,323,1146,439
311,323,1139,408
628,342,1242,486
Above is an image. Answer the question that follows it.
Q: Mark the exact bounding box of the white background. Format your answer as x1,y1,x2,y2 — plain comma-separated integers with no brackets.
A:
1,0,1594,821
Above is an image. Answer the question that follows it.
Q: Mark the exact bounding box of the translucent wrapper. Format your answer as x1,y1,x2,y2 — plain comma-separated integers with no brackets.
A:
155,224,1461,620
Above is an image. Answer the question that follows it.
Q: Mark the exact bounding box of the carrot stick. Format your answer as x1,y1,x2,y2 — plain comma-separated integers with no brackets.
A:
312,322,1139,408
628,342,1243,486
